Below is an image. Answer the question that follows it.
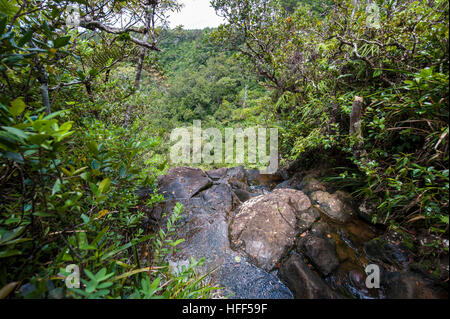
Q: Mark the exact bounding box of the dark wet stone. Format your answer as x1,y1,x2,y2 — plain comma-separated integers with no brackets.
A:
348,269,367,290
278,253,338,299
274,173,303,190
439,253,449,280
233,189,253,203
199,183,234,214
246,169,283,187
357,199,378,224
230,189,311,271
228,178,250,192
296,206,321,233
298,173,327,194
364,236,411,270
206,167,227,180
225,166,247,184
135,187,154,200
158,167,212,200
300,234,340,276
383,270,448,299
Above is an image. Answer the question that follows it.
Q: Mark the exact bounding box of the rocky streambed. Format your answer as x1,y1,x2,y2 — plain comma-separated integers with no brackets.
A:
140,166,448,299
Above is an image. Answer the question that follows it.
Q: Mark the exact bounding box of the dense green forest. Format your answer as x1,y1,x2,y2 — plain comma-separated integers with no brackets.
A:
0,0,448,299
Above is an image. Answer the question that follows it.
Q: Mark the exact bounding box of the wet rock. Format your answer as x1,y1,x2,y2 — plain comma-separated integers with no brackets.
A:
135,187,154,200
225,166,247,184
158,167,212,200
348,269,368,291
246,169,283,187
310,219,334,236
200,183,234,214
159,179,292,299
383,270,448,299
233,189,253,203
299,234,340,276
438,253,449,281
230,189,311,271
206,167,227,180
296,207,320,233
328,261,380,299
278,253,338,299
274,173,303,190
310,191,351,223
364,234,412,270
228,178,250,192
357,199,377,224
298,174,327,195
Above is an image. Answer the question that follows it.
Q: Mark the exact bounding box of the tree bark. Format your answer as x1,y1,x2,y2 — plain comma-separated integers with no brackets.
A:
349,96,369,165
134,47,147,89
349,96,363,137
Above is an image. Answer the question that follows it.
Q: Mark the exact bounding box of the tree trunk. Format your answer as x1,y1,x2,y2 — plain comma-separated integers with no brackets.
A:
134,47,147,89
242,81,248,108
349,96,368,165
349,96,363,137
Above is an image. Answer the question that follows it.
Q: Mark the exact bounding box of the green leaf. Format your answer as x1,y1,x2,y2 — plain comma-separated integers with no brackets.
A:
0,249,22,258
2,151,24,163
18,30,33,47
52,178,62,195
27,133,51,145
87,141,98,156
373,69,382,78
1,126,28,141
53,36,71,48
98,178,111,194
91,159,100,170
9,98,26,117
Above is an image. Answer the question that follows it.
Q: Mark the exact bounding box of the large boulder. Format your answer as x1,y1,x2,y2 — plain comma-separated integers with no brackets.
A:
310,190,351,223
158,167,212,200
278,253,338,299
230,189,311,271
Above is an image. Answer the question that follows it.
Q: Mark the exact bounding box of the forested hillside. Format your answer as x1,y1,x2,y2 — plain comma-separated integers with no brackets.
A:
0,0,448,299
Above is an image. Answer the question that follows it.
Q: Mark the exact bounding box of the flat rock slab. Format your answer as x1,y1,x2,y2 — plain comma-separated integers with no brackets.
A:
230,189,311,272
158,167,212,200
